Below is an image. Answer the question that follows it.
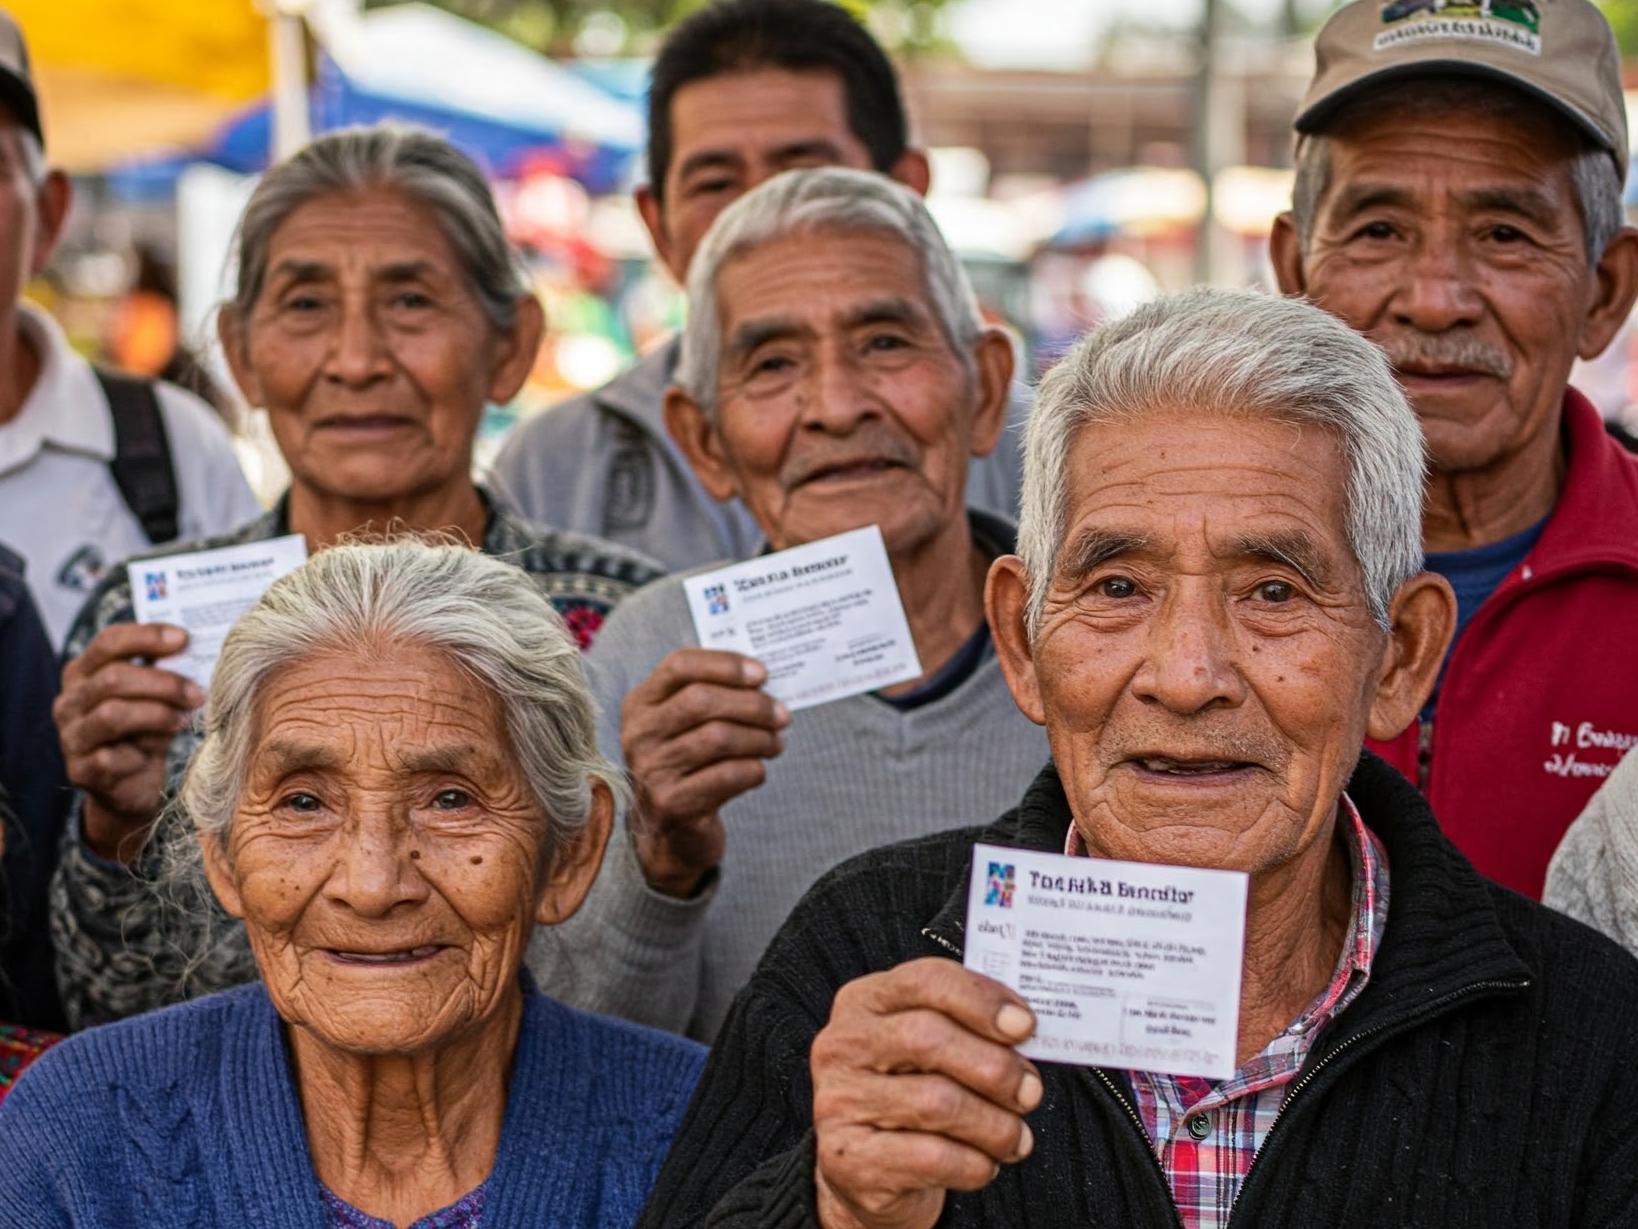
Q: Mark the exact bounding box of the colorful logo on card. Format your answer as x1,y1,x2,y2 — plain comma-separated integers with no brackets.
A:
985,862,1016,908
144,571,168,602
704,583,730,615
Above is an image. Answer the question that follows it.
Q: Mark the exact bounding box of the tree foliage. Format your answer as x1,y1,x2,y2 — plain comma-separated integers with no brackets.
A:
1596,0,1638,55
367,0,957,58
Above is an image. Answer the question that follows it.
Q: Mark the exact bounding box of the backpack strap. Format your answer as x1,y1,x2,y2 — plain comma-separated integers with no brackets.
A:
96,368,179,545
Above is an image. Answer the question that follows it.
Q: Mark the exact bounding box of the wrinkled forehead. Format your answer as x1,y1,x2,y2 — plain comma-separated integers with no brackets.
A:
244,642,507,771
714,225,941,336
1055,410,1359,574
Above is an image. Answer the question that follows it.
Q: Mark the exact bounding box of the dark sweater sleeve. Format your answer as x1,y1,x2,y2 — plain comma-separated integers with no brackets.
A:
637,962,827,1228
0,569,71,1028
638,825,987,1229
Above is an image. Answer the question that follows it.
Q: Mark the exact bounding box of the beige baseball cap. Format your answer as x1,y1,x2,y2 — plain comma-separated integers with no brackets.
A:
1295,0,1627,178
0,8,41,148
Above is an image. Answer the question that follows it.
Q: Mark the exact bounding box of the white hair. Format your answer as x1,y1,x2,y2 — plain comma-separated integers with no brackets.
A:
1018,286,1427,637
673,166,985,416
179,538,624,857
17,130,42,185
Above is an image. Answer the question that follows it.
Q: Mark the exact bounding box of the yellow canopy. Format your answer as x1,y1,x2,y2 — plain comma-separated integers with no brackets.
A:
10,0,271,169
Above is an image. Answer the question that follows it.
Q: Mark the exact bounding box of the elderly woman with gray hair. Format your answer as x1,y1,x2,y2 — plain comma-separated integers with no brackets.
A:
49,124,662,1030
1,541,704,1228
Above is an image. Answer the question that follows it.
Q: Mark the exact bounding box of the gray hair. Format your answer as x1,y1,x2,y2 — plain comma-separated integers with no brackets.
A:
673,166,985,416
1291,78,1625,264
16,129,43,185
178,538,624,864
1018,286,1426,637
226,123,528,332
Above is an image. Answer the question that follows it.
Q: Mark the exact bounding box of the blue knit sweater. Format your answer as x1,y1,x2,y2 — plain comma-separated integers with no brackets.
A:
0,982,705,1227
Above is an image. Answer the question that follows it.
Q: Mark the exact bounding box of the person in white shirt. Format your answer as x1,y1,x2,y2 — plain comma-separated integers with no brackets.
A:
0,10,258,647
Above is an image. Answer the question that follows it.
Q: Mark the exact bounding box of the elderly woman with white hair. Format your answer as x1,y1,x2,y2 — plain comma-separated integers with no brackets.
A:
0,541,703,1228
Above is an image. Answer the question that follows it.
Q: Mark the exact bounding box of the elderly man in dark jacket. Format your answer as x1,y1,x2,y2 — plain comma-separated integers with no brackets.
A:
637,288,1638,1229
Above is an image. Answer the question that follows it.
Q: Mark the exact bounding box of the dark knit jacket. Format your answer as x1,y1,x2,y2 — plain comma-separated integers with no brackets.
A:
638,754,1638,1228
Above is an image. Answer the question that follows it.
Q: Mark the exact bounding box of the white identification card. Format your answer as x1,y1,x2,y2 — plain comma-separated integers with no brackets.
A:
683,525,921,711
128,535,309,690
964,843,1248,1079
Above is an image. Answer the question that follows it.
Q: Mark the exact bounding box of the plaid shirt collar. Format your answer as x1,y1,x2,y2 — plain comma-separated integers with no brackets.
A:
1065,794,1390,1228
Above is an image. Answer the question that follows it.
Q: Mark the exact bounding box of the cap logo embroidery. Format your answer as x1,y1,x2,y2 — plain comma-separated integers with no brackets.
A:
1375,1,1543,53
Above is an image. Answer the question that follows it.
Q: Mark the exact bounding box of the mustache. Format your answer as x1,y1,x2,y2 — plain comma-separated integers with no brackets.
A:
1381,332,1512,379
780,428,920,486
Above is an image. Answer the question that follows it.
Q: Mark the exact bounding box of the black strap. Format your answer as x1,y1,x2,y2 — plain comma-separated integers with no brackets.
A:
96,368,179,545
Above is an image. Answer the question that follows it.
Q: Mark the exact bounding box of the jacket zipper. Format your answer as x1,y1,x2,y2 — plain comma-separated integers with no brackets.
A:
1088,1068,1188,1229
921,927,962,957
1222,976,1529,1225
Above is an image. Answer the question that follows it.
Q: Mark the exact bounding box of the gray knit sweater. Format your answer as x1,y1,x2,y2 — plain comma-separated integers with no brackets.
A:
1545,746,1638,956
528,517,1050,1041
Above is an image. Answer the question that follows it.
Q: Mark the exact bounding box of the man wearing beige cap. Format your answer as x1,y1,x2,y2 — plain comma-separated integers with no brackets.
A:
0,8,258,649
1271,0,1638,902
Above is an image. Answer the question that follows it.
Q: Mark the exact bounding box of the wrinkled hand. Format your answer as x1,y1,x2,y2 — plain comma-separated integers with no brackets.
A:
55,623,201,863
810,958,1042,1229
621,648,790,897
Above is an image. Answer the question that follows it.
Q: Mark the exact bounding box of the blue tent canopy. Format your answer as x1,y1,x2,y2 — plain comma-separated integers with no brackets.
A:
106,4,645,198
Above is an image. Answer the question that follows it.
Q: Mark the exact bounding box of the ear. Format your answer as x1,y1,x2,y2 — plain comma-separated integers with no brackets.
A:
534,778,614,925
664,383,740,502
1269,210,1307,297
28,171,71,278
635,184,686,285
1576,225,1638,361
966,327,1016,460
485,293,546,404
1366,571,1456,741
889,148,932,198
985,554,1047,726
217,308,264,406
200,831,247,920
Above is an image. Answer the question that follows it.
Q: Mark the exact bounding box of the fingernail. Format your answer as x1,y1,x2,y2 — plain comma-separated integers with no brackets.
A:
1016,1121,1034,1159
184,684,205,708
161,626,187,649
743,659,767,685
1017,1070,1043,1111
772,700,791,726
996,1002,1033,1040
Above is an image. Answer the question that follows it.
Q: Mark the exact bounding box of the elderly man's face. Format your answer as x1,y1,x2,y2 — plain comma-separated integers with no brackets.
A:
0,117,68,342
1274,103,1627,478
639,69,879,284
991,410,1426,874
667,227,1011,555
203,642,606,1055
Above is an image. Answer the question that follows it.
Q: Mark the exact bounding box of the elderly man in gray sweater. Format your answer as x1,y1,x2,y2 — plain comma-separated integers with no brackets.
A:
530,168,1049,1041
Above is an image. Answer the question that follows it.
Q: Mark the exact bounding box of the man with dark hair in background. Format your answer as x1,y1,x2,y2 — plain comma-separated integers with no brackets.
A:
490,0,1027,570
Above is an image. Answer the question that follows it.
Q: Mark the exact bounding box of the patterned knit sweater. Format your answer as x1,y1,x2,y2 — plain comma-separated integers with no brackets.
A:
0,981,704,1228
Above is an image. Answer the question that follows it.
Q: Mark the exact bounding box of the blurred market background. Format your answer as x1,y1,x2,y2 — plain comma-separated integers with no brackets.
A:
16,0,1638,500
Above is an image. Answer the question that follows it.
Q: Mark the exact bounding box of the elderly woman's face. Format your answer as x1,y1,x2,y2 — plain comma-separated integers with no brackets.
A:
222,187,533,510
203,642,604,1054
